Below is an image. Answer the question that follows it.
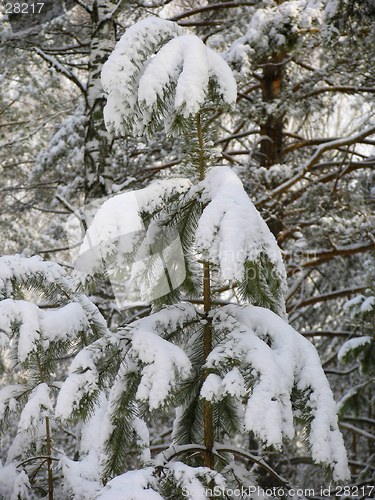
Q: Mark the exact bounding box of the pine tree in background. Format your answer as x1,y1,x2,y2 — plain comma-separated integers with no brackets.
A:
51,17,349,499
0,255,108,498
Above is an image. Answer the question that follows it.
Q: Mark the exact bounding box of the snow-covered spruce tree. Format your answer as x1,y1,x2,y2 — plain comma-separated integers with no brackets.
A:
56,17,349,499
0,255,108,499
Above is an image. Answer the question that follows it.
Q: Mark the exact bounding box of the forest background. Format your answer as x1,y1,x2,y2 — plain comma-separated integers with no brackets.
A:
1,0,375,499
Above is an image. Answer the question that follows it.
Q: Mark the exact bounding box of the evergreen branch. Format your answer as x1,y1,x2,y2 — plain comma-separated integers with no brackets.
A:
35,353,54,500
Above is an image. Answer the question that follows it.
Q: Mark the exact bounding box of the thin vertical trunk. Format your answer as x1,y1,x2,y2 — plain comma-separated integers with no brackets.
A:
197,113,214,469
203,260,214,468
36,353,53,500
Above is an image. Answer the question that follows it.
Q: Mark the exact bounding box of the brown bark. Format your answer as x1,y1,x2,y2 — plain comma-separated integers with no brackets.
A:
259,55,284,168
197,113,214,469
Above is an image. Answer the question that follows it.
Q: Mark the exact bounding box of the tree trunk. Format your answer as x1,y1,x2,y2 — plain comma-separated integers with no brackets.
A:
84,0,120,202
259,54,284,168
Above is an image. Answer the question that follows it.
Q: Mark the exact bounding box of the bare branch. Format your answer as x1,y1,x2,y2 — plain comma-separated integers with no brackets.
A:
301,330,353,338
256,124,375,208
286,286,367,313
339,423,375,442
168,2,255,22
298,86,375,100
215,129,260,145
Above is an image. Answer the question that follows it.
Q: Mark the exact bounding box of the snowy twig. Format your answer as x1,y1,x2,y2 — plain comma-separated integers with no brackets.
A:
213,443,289,487
339,423,375,442
16,456,60,468
97,0,128,27
34,47,86,93
0,111,75,150
154,444,207,466
284,241,375,263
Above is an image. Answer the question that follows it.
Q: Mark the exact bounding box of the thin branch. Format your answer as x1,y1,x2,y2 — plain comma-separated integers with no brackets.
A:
339,423,375,442
213,444,289,486
283,136,375,154
73,0,92,13
34,47,86,93
1,160,36,168
168,2,255,22
325,367,359,375
256,124,375,208
215,129,260,145
301,330,353,338
16,456,60,468
342,417,375,427
286,286,367,312
294,243,375,267
35,245,78,254
298,86,375,100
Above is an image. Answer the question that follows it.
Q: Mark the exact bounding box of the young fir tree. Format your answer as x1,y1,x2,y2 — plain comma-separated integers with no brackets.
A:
51,17,349,499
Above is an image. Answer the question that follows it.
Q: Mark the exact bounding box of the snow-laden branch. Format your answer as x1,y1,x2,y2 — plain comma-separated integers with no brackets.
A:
202,305,350,481
101,17,236,136
97,0,128,27
34,47,86,93
154,442,289,486
213,443,289,486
